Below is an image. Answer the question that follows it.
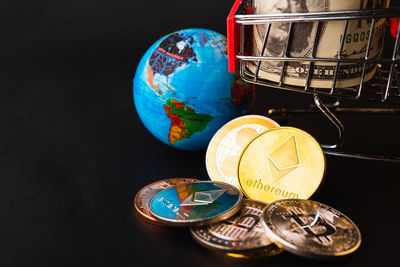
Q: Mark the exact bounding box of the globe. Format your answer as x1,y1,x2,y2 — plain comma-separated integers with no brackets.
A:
133,28,255,151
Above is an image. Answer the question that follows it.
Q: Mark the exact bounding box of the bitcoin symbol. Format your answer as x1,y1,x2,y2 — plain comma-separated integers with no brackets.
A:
285,210,337,246
213,213,260,240
236,213,260,234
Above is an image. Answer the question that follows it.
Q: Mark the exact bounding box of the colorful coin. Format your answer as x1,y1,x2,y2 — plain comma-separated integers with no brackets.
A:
262,199,361,259
238,127,325,203
134,178,199,223
149,181,242,226
206,115,279,188
190,199,282,254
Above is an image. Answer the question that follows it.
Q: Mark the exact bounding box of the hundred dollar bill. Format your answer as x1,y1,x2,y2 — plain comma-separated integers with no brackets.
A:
251,0,390,88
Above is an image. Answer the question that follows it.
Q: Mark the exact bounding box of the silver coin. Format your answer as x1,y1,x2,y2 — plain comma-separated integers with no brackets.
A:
262,199,361,259
190,199,278,252
149,181,242,226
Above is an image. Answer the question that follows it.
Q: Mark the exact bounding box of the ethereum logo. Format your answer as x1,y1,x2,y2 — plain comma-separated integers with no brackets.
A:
181,189,226,206
267,135,299,183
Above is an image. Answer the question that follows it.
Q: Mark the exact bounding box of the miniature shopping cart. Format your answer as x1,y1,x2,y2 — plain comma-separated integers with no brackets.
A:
227,0,400,162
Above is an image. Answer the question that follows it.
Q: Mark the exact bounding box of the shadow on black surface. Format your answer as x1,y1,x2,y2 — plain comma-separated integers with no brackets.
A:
132,211,213,266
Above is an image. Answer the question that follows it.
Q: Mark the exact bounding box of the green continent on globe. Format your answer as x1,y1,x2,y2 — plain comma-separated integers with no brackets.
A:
163,98,213,145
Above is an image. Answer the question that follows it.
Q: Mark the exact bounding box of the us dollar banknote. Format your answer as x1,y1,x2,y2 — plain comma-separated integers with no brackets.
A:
251,0,390,88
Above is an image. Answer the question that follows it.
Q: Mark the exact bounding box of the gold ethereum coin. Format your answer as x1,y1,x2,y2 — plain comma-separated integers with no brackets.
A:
238,127,325,202
206,115,279,189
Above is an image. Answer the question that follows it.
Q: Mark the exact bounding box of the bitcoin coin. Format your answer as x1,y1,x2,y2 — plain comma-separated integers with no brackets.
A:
134,178,199,223
262,199,361,259
149,181,242,226
191,199,281,254
206,115,279,188
238,127,325,203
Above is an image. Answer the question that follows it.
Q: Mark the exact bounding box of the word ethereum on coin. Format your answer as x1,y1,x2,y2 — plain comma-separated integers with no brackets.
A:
238,127,325,203
149,181,242,226
206,115,279,188
262,199,361,259
190,199,282,255
134,178,199,223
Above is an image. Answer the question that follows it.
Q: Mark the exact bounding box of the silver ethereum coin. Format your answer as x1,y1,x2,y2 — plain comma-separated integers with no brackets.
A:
149,181,242,226
262,199,361,260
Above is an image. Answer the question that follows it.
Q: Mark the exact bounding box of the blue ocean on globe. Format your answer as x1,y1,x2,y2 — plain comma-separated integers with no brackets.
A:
133,28,255,151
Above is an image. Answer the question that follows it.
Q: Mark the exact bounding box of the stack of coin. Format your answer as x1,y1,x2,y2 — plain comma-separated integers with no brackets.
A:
134,115,361,261
134,179,361,260
135,179,281,260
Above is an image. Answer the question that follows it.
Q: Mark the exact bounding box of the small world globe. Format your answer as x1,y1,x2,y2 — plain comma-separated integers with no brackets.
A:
133,28,255,151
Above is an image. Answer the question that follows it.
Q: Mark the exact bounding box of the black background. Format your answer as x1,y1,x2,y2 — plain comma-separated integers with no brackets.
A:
1,0,400,266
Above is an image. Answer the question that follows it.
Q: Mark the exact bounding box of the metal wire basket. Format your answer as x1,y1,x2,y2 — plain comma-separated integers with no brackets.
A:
227,0,400,162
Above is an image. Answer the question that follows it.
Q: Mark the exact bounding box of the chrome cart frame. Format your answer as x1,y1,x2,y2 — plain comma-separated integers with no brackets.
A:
227,0,400,162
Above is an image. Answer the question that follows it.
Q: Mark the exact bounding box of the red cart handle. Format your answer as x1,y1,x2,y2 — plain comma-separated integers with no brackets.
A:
389,17,400,38
227,0,244,73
